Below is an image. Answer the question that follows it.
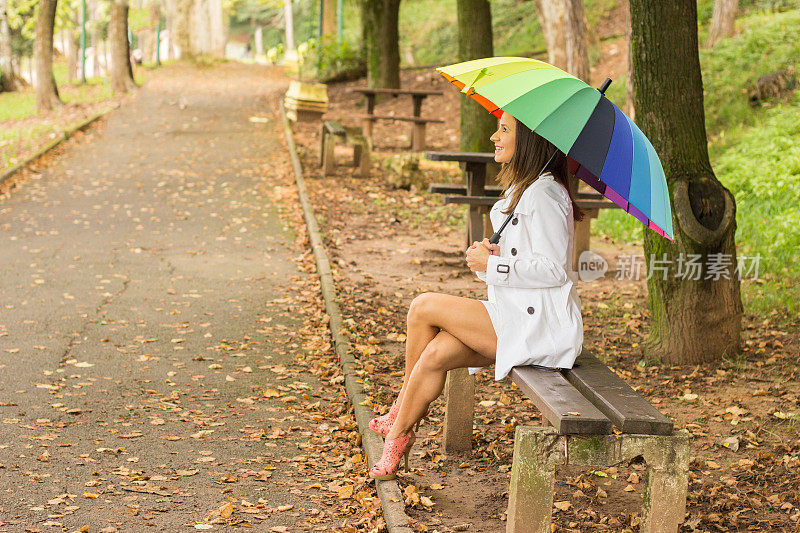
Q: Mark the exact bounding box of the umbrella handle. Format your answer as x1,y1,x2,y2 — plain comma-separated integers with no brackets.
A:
489,213,513,245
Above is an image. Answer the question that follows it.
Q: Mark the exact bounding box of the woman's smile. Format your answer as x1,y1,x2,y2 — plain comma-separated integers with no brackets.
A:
490,111,516,163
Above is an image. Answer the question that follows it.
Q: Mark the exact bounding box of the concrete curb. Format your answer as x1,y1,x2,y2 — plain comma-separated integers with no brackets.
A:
0,103,121,194
279,100,414,533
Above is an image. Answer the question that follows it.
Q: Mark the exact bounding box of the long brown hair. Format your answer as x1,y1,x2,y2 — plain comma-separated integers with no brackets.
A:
497,117,584,222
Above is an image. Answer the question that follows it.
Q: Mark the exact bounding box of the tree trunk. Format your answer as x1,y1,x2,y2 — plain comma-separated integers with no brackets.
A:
208,0,226,57
457,0,494,153
322,0,337,39
35,0,61,111
0,0,16,91
363,0,400,89
145,3,159,63
533,0,567,70
629,0,742,364
706,0,737,47
625,23,634,120
190,0,210,55
168,0,193,59
109,0,136,93
65,30,79,81
564,0,589,82
284,0,294,51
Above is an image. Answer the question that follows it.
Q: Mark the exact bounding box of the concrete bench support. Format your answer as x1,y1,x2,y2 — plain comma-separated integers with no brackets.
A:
507,426,690,533
320,122,371,177
442,368,475,453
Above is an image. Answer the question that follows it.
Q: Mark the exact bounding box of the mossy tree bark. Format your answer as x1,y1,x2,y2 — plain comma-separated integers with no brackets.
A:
457,0,494,153
363,0,400,89
109,0,137,94
630,0,742,364
322,0,337,39
34,0,61,111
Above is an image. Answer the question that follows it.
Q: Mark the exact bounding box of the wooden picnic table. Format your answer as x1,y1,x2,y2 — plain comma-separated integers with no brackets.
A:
349,87,444,117
426,151,621,268
424,151,498,245
349,88,444,150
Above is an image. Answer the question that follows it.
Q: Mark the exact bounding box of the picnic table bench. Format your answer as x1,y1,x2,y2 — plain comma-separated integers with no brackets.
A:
425,151,621,270
349,88,444,151
441,350,689,532
319,120,371,177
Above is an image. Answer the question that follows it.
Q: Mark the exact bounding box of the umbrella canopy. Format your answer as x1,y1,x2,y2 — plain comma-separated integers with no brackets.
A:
437,56,674,241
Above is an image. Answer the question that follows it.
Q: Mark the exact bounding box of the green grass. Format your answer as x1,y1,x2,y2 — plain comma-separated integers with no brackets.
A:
1,59,152,170
700,9,800,138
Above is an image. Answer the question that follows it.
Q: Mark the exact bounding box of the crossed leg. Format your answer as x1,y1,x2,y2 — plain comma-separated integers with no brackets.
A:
385,292,497,441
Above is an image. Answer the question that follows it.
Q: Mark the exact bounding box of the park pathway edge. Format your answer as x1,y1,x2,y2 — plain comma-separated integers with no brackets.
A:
0,103,121,193
279,101,415,533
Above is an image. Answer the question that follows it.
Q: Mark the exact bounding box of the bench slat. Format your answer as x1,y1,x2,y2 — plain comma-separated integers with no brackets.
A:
323,120,346,136
564,352,674,435
575,199,620,210
429,183,504,196
361,114,444,124
510,366,612,435
443,195,498,206
350,88,443,96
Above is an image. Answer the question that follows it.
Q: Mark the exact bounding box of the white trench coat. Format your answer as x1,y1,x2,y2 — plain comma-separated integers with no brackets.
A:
472,172,583,380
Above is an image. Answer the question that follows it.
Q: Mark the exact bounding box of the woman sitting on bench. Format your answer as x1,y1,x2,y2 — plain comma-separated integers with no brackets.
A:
368,111,585,480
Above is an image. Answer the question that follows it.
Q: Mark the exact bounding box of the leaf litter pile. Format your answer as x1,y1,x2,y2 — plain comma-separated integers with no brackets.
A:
287,67,800,533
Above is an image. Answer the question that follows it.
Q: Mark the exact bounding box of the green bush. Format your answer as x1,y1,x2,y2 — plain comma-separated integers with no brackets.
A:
313,36,365,82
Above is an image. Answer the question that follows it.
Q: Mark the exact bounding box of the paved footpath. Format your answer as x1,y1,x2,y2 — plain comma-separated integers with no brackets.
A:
0,64,367,532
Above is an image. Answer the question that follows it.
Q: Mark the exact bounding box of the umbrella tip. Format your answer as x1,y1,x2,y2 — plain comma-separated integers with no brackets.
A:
598,78,613,95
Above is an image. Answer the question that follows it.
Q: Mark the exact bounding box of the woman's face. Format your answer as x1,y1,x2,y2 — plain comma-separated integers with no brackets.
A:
490,112,516,164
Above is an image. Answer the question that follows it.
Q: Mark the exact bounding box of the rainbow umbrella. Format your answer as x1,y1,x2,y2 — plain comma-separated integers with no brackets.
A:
437,56,674,241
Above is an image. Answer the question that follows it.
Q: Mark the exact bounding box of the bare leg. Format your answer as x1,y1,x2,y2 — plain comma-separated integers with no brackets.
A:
391,293,496,408
386,294,497,440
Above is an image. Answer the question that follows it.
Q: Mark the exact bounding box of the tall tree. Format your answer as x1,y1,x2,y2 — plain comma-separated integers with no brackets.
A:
456,0,494,153
564,0,589,82
362,0,400,89
109,0,136,93
533,0,566,70
167,0,192,59
706,0,737,47
0,0,15,91
321,0,336,38
630,0,741,364
284,0,293,51
35,0,61,110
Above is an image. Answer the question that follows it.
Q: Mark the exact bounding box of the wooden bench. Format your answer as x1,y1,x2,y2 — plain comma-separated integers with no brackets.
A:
319,120,371,177
442,351,689,533
350,88,444,151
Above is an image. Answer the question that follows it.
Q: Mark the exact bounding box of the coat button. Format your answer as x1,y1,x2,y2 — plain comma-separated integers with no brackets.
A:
511,248,517,256
527,306,535,315
512,217,519,225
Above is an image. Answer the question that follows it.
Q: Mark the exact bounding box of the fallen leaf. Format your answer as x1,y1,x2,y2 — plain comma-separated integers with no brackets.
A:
554,501,571,511
338,485,353,499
